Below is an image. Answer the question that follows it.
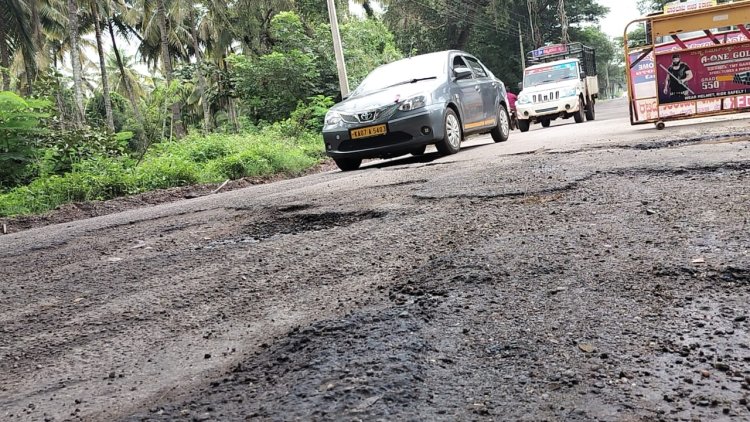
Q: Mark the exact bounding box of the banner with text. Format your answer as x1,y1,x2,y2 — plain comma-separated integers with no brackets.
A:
657,43,750,104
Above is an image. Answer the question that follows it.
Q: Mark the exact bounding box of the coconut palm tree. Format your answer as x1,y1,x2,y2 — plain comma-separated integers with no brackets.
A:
88,0,115,132
0,0,35,91
66,0,85,125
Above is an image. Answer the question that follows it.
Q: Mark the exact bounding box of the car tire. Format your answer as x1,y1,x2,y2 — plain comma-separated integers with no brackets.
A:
585,99,596,121
491,104,511,143
435,108,462,155
541,118,551,128
574,98,585,123
411,145,427,156
334,158,362,171
517,119,530,132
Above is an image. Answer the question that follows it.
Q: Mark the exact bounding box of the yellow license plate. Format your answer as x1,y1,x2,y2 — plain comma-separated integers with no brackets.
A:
350,124,387,139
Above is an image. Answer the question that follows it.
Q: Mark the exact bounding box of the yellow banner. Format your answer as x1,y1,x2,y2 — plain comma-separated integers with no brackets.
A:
664,0,717,14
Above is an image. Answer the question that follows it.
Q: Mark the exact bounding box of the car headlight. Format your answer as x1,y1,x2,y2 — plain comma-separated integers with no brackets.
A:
517,94,531,105
561,89,578,98
398,95,427,111
325,111,342,126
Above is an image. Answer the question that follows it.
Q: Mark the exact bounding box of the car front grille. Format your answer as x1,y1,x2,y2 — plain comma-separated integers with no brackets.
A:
338,132,413,152
341,105,398,124
532,91,560,103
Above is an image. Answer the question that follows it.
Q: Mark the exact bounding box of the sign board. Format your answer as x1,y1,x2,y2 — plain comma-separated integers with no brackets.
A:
656,43,750,104
531,44,568,58
664,0,716,14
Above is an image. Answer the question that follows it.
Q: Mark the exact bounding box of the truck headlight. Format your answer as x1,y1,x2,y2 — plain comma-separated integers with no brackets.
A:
517,94,531,105
398,95,427,111
325,111,342,126
561,89,578,98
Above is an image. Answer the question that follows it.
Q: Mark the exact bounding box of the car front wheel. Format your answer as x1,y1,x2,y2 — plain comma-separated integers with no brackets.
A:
334,158,362,171
435,108,462,155
517,119,530,132
491,104,510,143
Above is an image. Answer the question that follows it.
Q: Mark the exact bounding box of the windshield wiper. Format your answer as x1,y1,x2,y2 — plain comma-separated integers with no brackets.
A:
383,76,437,90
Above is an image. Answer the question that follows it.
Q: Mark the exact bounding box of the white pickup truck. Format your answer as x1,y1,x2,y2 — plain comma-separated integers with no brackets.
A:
515,43,598,132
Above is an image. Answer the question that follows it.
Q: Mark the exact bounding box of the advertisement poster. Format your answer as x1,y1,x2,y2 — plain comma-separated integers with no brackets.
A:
657,43,750,104
628,51,657,100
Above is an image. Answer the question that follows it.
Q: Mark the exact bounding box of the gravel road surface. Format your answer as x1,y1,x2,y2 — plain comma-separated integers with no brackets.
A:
1,98,749,421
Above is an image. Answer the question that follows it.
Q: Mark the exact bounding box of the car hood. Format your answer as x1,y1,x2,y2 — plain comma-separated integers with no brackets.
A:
332,80,442,113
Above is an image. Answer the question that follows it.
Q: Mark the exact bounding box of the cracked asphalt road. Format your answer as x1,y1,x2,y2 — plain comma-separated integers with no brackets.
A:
1,99,749,421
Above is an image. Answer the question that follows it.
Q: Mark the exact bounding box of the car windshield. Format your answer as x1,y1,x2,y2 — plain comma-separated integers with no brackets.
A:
524,62,578,88
351,54,445,97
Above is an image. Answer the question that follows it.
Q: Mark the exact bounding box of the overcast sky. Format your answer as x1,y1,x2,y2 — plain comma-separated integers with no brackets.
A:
598,0,643,37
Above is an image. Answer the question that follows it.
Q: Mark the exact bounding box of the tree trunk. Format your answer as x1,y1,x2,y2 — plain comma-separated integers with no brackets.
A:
31,0,43,49
67,0,85,127
93,6,115,133
190,13,211,134
156,0,185,138
0,18,10,91
108,20,144,125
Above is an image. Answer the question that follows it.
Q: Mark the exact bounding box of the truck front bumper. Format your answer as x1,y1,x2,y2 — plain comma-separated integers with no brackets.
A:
516,97,580,121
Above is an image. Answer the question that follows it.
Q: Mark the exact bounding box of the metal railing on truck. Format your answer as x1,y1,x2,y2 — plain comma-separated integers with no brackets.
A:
527,42,598,76
624,0,750,129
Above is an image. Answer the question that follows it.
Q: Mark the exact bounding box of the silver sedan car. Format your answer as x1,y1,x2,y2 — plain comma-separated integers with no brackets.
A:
322,51,511,171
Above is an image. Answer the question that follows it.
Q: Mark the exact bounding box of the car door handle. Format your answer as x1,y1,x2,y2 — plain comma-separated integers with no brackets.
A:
474,86,481,92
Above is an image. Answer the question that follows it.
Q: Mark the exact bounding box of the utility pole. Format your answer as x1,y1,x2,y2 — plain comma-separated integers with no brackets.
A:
326,0,350,98
526,0,535,48
518,22,526,70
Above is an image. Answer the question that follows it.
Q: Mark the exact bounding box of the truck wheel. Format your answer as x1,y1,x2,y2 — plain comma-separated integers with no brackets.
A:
585,99,596,121
574,98,585,123
517,119,530,132
541,118,551,128
334,158,362,171
491,104,510,143
435,108,462,155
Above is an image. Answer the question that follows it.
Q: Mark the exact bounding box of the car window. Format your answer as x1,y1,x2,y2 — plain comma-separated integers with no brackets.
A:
452,55,473,79
464,57,488,78
452,56,469,70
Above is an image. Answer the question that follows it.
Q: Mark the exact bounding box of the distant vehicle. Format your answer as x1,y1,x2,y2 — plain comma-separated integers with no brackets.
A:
515,43,599,132
322,51,511,171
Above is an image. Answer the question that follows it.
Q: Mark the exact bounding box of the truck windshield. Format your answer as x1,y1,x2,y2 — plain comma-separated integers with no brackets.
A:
524,62,578,87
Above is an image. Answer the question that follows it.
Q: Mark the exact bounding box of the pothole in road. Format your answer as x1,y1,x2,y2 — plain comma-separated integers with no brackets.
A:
624,132,750,151
203,211,387,249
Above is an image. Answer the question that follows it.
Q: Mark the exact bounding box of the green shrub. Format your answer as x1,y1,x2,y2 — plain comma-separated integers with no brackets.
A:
0,102,327,217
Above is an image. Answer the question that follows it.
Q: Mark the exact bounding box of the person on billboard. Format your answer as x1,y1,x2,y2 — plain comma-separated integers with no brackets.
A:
663,53,693,101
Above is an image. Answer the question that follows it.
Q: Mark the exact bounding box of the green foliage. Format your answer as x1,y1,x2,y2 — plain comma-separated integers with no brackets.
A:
0,100,327,217
288,95,335,134
86,91,130,132
0,91,51,189
342,18,403,88
229,51,318,123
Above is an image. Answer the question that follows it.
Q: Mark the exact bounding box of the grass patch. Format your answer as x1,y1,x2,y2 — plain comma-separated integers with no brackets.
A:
0,125,325,217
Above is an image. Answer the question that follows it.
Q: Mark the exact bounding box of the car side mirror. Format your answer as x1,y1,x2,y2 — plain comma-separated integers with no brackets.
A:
580,71,586,80
517,82,523,91
453,67,473,80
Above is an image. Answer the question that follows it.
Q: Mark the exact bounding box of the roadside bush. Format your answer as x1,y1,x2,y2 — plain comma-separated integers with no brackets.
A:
0,103,327,217
0,91,51,189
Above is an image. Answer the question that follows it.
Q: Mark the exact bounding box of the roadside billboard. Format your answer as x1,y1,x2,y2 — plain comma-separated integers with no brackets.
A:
657,43,750,104
625,1,750,126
